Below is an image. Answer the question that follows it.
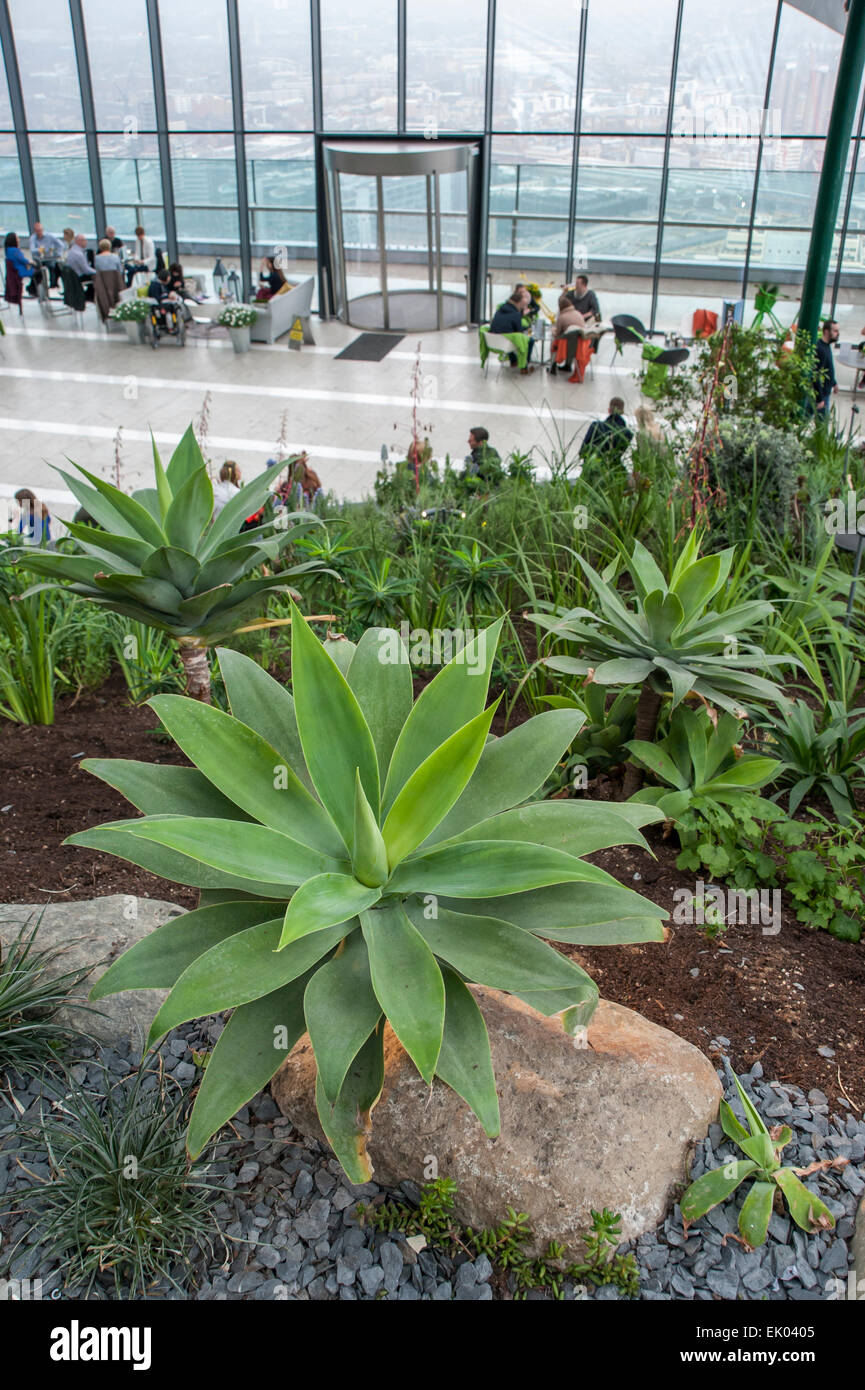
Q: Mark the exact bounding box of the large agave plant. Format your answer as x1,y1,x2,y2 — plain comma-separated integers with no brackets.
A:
71,609,667,1181
529,532,789,796
18,428,325,700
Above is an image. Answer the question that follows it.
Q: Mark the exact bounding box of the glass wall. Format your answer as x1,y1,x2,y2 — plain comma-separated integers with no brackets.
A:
0,0,862,326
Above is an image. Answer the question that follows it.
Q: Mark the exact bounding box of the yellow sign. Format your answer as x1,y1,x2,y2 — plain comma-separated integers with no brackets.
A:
289,316,303,350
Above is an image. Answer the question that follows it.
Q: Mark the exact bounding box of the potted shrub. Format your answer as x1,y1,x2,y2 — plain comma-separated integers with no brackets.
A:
111,297,150,344
218,303,258,354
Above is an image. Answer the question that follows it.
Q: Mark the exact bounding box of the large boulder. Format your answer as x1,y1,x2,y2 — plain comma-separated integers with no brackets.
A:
0,896,183,1047
272,988,722,1257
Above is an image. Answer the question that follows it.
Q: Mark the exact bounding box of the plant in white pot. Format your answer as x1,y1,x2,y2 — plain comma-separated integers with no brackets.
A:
111,297,150,344
219,303,258,354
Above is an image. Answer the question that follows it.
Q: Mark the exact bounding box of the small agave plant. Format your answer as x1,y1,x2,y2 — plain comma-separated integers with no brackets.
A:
72,610,667,1181
681,1075,835,1248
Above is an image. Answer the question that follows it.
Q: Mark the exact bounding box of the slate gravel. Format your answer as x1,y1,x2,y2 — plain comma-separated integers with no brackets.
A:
0,1031,860,1302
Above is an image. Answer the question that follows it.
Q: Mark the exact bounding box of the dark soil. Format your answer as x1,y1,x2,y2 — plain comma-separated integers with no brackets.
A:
0,677,197,911
2,680,863,1111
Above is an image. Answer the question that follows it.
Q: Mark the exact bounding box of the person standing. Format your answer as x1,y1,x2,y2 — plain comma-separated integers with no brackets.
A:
579,398,633,483
814,319,839,417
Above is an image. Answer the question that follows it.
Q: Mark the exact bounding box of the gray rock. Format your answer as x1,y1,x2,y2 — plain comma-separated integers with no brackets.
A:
359,1265,385,1297
0,896,182,1045
378,1242,403,1292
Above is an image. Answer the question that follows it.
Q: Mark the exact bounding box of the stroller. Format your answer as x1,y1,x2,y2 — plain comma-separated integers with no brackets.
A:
146,295,186,349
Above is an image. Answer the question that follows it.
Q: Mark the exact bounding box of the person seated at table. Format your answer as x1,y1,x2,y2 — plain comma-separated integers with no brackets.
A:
256,256,288,301
125,225,157,286
14,488,52,544
490,286,535,374
94,238,122,272
4,231,37,297
579,398,633,484
66,233,94,281
548,293,593,375
565,273,601,323
27,222,63,292
60,227,75,256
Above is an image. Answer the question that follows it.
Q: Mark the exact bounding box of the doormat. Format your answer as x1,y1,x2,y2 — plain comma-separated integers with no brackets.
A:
335,333,404,361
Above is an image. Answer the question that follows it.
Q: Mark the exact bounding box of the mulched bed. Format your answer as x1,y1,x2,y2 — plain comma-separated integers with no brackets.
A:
2,680,863,1112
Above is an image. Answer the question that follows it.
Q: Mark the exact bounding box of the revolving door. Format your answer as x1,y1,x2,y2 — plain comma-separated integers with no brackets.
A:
323,141,478,332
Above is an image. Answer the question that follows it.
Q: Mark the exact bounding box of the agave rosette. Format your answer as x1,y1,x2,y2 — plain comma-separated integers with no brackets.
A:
72,609,667,1180
19,427,325,643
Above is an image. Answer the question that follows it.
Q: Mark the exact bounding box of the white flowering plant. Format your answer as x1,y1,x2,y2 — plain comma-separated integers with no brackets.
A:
218,304,258,330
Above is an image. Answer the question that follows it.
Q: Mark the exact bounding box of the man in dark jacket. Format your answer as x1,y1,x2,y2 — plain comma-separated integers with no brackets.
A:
814,319,839,417
490,286,535,373
579,398,633,482
463,427,503,486
566,274,601,323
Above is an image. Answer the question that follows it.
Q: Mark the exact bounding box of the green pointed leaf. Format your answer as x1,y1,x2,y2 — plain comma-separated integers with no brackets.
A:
628,539,668,600
733,1074,770,1136
92,571,181,616
216,647,313,792
540,917,665,945
148,695,343,856
346,627,414,783
199,467,279,558
382,703,497,868
720,1098,751,1146
361,903,445,1084
315,1026,385,1184
435,969,500,1137
445,880,665,934
141,546,200,594
126,816,347,885
187,973,310,1158
740,1132,778,1171
772,1169,836,1234
671,553,723,620
164,425,205,494
428,709,585,846
90,900,279,998
439,801,652,858
382,619,503,813
353,771,389,887
323,637,356,674
194,546,263,595
738,1181,775,1248
388,840,607,898
303,932,382,1103
644,589,685,646
176,584,232,626
278,875,380,949
591,658,655,685
68,461,167,547
65,820,293,896
516,974,599,1023
148,919,348,1042
680,1162,759,1223
152,435,174,519
409,904,592,994
62,521,152,570
291,602,380,849
163,466,215,553
81,758,250,820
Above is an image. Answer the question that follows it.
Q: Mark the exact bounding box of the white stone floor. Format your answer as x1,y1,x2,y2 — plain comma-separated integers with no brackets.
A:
0,294,860,534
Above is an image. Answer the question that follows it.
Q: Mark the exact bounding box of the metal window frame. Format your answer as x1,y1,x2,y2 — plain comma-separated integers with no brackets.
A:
2,0,863,325
0,0,38,224
145,0,177,264
69,0,105,236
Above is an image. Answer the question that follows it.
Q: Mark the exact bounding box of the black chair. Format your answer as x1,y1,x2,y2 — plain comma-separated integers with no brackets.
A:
58,264,88,317
652,346,690,373
610,313,663,361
